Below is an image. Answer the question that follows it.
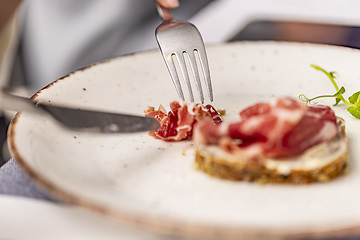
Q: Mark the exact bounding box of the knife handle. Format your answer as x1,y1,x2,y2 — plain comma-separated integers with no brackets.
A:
0,88,39,114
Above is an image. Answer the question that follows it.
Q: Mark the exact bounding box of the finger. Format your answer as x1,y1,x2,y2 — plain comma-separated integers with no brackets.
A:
155,0,179,9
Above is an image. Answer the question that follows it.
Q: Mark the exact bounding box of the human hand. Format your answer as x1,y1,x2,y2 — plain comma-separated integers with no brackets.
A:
155,0,179,9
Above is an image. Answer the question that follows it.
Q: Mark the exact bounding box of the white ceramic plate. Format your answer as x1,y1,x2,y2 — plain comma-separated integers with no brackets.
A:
8,41,360,239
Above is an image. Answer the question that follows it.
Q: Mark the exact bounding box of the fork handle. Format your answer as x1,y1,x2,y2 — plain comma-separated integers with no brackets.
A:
155,3,174,22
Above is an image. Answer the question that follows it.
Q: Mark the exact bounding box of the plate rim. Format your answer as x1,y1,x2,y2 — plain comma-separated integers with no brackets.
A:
8,40,360,239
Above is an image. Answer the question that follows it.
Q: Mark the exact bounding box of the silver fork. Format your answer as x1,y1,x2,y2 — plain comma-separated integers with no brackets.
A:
155,3,213,103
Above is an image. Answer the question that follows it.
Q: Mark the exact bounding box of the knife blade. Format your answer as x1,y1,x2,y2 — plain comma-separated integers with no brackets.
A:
0,89,160,133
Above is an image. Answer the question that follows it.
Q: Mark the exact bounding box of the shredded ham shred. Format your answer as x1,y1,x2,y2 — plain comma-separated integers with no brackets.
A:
194,97,338,160
145,100,223,141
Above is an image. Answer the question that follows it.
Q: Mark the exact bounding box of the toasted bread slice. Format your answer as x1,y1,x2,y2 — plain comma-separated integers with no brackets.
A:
195,118,348,184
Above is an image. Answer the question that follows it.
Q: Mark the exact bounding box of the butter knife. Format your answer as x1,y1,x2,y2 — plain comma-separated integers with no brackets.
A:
0,89,160,133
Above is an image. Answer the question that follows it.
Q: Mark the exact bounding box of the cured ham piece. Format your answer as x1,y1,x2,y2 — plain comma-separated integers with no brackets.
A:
194,97,338,159
145,100,222,141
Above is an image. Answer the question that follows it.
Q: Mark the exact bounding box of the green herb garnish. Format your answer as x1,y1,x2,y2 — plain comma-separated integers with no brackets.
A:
299,64,360,119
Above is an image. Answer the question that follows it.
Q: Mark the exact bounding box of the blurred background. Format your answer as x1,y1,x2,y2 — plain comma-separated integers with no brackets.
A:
1,0,360,165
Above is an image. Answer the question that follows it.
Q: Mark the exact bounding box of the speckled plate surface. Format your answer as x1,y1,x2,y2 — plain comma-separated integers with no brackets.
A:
8,41,360,239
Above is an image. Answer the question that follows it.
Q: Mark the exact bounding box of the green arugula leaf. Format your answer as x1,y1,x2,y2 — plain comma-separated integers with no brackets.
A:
349,91,360,105
299,65,360,119
335,86,346,95
333,86,346,106
334,97,342,106
347,106,360,118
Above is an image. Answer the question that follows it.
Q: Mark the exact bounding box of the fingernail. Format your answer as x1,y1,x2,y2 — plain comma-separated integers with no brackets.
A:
167,0,179,8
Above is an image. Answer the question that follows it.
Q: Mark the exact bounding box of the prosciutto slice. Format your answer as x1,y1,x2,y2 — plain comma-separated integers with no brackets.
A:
145,100,222,141
194,97,337,159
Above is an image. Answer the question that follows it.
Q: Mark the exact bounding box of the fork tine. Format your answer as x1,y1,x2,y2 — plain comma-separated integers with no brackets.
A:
196,48,213,102
186,50,204,103
174,52,195,102
163,54,185,101
155,3,213,103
